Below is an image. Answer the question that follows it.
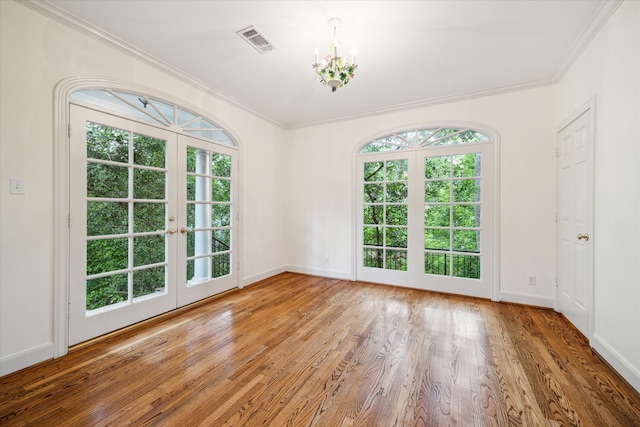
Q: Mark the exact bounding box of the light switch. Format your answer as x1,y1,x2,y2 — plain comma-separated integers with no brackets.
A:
10,178,25,195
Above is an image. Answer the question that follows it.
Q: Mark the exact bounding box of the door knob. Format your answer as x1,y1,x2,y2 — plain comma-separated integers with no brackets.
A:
180,227,194,234
166,228,177,235
577,233,589,241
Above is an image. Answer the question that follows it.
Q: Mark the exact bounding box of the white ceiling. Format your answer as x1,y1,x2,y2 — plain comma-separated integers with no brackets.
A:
35,0,618,128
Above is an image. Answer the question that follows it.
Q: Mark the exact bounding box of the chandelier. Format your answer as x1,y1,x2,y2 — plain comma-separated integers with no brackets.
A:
312,18,357,92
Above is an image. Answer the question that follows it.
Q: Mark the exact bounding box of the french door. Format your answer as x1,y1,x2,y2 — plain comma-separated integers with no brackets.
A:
69,105,237,345
356,143,493,298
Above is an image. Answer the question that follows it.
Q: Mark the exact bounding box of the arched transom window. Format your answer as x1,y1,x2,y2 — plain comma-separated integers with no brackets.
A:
71,89,236,146
360,128,490,153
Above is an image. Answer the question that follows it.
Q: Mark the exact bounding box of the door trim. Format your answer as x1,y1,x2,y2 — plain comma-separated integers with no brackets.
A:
555,96,595,340
53,77,242,357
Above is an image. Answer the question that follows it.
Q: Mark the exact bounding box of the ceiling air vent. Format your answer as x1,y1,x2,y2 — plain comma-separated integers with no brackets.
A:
236,26,276,54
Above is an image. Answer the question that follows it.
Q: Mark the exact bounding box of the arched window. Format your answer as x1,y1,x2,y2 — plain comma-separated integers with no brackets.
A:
356,126,496,299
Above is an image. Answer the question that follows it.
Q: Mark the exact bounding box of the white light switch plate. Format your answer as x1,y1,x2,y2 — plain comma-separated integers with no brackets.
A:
10,178,25,195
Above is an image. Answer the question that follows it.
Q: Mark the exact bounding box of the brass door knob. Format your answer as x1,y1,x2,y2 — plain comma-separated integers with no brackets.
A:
180,227,194,234
577,233,590,241
166,228,177,235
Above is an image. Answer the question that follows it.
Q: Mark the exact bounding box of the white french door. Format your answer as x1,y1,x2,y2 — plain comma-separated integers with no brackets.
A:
69,105,237,345
356,143,493,298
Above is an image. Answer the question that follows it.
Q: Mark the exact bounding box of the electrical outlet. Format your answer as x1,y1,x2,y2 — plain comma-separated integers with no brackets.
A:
528,275,536,286
10,178,25,195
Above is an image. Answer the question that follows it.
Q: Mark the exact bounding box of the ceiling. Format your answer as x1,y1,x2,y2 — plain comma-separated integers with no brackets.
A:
33,0,618,128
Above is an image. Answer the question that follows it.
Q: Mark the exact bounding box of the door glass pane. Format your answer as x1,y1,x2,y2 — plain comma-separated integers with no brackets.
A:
363,248,383,268
134,203,165,232
364,161,384,181
363,226,383,246
363,183,384,203
425,228,450,251
133,266,165,298
386,159,408,181
212,229,230,253
424,205,450,227
453,179,480,202
385,227,407,248
213,254,231,278
453,205,480,228
87,163,129,198
87,122,129,162
452,255,480,279
86,274,128,310
386,182,408,203
87,201,128,236
424,252,449,276
385,249,407,271
424,156,450,179
134,134,166,168
211,153,231,177
212,205,231,227
364,205,383,225
385,205,407,225
133,235,165,266
425,180,450,203
453,153,481,177
453,230,480,252
134,169,165,199
212,179,231,202
87,238,128,275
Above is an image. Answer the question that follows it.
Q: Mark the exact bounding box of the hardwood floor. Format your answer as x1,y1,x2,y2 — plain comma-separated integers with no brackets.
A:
1,273,639,426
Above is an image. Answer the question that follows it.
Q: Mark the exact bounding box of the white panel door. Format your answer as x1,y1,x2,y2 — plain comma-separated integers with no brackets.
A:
557,108,593,338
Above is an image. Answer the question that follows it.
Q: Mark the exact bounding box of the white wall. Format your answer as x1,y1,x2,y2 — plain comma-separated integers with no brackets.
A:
0,1,287,375
553,0,640,391
286,87,558,307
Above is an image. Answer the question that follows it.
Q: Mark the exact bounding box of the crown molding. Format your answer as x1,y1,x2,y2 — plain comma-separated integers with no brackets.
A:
287,77,556,129
16,0,286,129
551,0,623,83
16,0,621,131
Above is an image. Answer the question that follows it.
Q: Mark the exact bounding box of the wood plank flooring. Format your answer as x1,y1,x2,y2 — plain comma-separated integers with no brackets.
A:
1,272,639,426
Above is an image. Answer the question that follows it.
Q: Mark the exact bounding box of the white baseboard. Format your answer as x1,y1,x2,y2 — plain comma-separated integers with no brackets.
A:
0,342,54,377
284,265,352,281
242,265,288,287
499,291,554,308
591,333,640,393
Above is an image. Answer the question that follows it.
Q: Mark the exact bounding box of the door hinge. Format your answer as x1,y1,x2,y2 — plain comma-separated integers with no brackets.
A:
68,213,71,228
68,123,71,139
555,277,559,288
